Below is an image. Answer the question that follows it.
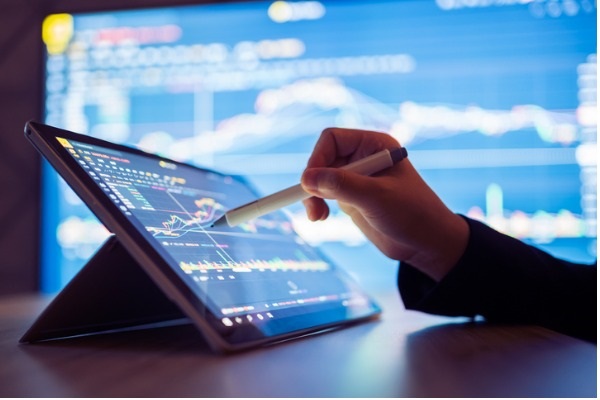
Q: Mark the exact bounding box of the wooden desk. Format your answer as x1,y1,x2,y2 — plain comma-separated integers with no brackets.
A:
0,292,596,397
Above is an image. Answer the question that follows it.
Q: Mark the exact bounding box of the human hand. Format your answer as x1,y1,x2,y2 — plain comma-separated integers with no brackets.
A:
300,128,469,281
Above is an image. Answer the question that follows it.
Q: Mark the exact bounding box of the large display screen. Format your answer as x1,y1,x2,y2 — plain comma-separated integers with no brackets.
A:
41,0,597,292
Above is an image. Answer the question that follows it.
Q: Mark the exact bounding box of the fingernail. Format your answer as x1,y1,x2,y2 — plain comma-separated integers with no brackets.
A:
314,170,338,192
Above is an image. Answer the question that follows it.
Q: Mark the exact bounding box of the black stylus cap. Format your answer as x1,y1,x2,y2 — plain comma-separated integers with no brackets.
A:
390,147,408,163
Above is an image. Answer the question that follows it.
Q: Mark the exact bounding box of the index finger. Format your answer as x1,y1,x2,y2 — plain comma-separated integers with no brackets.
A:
306,127,401,168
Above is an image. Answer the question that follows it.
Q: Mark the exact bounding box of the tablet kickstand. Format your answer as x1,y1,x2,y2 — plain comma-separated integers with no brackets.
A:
20,235,187,343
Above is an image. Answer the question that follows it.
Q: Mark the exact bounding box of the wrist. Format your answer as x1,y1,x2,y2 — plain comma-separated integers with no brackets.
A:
406,213,470,282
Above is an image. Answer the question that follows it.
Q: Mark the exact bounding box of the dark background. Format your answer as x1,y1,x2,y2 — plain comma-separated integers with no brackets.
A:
0,0,227,295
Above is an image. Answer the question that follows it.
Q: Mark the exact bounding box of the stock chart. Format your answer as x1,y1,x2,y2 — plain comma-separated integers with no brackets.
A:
60,137,348,318
41,0,596,292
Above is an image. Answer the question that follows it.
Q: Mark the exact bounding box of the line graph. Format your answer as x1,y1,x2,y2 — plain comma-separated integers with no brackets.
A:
147,214,209,238
130,182,332,276
42,1,597,295
193,197,225,224
162,191,237,266
146,197,225,238
145,194,295,239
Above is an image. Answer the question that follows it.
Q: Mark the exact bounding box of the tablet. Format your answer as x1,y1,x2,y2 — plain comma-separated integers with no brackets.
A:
23,121,381,353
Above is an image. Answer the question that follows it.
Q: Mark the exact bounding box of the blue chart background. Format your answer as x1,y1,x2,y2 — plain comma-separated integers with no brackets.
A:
42,0,597,293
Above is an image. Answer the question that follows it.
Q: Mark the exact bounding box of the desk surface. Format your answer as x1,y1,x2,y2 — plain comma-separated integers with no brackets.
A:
0,291,596,397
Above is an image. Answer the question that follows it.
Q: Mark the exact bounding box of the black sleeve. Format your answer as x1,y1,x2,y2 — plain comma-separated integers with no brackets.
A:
398,216,597,342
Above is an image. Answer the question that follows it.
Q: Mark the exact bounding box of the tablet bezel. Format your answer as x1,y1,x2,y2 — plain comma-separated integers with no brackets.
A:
25,120,381,352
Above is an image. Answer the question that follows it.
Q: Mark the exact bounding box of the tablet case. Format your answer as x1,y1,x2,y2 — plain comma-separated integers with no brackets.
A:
20,235,187,343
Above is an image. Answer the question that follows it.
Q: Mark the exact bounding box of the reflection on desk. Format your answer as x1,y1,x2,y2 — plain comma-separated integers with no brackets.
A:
0,292,596,397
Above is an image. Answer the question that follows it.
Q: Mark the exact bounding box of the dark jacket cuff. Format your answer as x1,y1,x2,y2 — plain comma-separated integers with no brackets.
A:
397,216,597,342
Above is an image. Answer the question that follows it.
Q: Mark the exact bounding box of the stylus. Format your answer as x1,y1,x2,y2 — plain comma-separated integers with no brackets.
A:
210,147,408,228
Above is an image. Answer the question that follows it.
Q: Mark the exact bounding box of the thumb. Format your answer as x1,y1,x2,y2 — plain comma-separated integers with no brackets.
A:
301,167,376,204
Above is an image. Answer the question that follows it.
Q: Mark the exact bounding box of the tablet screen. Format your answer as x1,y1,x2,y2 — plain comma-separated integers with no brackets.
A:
52,133,380,346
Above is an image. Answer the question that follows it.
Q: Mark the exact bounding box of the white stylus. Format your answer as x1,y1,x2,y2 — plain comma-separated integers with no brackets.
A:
210,147,408,228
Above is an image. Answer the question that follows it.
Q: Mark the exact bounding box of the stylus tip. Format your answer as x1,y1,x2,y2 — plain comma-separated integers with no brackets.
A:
210,215,227,228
